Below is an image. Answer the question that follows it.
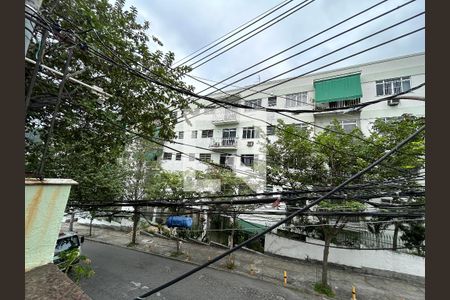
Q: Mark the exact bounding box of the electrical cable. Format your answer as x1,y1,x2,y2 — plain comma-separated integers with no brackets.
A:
188,0,318,69
134,124,424,298
174,0,296,66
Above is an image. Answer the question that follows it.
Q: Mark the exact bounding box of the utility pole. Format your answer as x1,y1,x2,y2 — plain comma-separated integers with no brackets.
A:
25,0,44,55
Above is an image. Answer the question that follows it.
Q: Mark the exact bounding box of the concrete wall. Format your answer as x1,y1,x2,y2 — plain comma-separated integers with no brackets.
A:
264,233,424,278
25,178,77,271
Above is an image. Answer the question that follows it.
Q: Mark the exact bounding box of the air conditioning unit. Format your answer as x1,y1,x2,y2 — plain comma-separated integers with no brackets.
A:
247,141,254,147
387,98,400,106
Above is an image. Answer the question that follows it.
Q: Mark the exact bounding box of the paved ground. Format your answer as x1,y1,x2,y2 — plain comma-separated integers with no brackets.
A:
26,263,91,300
67,223,425,300
80,240,322,300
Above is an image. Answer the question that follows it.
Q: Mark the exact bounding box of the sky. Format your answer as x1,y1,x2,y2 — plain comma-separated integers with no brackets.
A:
119,0,425,94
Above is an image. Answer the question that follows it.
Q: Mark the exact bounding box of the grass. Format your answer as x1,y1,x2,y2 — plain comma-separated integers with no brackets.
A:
169,251,183,257
313,282,335,298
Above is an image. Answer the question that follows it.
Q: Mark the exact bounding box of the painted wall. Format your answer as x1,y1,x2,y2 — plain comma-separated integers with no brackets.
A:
264,233,425,277
25,178,77,271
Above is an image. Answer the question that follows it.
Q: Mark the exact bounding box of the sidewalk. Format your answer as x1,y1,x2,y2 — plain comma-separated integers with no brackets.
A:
62,222,424,300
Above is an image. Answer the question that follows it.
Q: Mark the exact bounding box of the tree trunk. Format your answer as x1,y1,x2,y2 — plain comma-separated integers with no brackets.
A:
131,208,140,244
392,223,399,251
69,211,75,232
89,217,93,237
321,234,332,287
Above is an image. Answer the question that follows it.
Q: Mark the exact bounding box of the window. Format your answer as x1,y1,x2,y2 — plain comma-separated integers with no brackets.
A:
191,130,198,138
375,76,411,96
176,153,182,160
339,120,358,133
268,96,277,107
201,129,214,138
244,99,262,110
163,152,172,160
222,128,236,138
199,153,212,162
220,153,233,167
242,127,255,139
328,98,360,109
55,236,80,253
178,131,184,139
188,153,196,161
285,92,308,107
241,154,255,167
267,125,275,136
295,123,310,131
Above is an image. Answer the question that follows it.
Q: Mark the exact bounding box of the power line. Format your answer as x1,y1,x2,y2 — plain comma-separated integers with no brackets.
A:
188,0,318,69
134,124,424,298
173,0,295,66
193,1,415,96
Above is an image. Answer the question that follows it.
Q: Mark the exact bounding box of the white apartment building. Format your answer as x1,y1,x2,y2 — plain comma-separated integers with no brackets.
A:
159,53,425,197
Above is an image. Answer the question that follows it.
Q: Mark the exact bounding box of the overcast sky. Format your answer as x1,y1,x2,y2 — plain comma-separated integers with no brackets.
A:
120,0,425,93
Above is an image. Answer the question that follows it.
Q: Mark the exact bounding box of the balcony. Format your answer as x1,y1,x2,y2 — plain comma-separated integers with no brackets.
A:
211,110,239,125
209,137,238,150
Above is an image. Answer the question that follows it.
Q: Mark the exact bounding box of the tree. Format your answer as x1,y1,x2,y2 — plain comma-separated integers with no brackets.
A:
365,115,425,250
25,0,193,206
267,120,368,289
266,116,425,291
400,222,425,256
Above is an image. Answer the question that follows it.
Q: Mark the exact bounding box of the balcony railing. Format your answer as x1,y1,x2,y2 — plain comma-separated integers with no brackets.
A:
210,137,238,149
211,110,239,125
315,98,361,111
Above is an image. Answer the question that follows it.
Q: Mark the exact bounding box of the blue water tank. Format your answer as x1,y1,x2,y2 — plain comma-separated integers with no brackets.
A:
166,216,193,229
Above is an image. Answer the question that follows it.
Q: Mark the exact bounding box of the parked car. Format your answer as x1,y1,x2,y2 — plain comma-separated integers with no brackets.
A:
53,232,84,270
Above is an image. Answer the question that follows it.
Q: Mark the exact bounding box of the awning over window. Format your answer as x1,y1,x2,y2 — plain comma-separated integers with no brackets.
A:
314,73,362,103
237,219,267,234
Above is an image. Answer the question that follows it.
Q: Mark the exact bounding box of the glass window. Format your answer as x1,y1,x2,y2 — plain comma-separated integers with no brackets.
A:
175,153,182,161
55,236,80,253
340,120,358,133
267,125,275,136
199,153,212,162
163,152,172,160
402,77,411,91
191,130,198,139
178,131,184,139
285,92,308,108
241,154,255,167
376,81,384,96
376,76,411,96
244,99,262,110
242,127,255,139
268,96,277,107
201,130,214,138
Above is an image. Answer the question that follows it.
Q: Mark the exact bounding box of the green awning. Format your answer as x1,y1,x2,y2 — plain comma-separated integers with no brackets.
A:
314,74,362,103
237,219,267,234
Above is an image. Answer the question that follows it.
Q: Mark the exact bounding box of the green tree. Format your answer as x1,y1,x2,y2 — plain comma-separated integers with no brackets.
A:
25,0,193,205
400,222,425,256
366,114,425,250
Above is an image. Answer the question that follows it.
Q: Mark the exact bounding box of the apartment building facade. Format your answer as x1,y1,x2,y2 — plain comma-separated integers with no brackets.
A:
159,53,425,193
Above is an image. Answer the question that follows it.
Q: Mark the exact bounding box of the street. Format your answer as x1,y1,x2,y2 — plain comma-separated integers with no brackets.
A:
80,240,323,300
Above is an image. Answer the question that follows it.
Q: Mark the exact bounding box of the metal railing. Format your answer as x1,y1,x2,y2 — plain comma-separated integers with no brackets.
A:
210,137,238,148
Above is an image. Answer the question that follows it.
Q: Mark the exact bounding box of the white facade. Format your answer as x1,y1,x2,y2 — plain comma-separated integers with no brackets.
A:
160,53,425,192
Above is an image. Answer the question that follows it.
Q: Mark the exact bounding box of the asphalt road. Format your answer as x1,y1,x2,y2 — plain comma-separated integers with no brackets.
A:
79,240,320,300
